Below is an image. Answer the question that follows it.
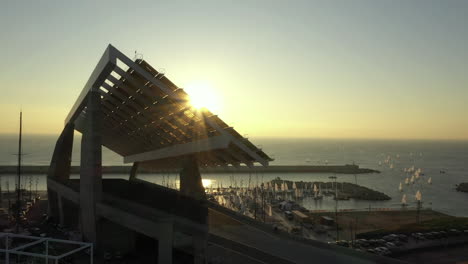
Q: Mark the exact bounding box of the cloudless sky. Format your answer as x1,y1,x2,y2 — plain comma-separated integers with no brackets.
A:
1,0,467,139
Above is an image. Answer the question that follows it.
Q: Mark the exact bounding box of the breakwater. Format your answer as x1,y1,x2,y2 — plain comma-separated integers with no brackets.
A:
0,164,379,175
270,178,391,201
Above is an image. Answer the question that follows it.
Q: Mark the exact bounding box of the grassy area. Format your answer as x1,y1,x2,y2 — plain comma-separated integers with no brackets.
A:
355,212,468,238
389,216,468,233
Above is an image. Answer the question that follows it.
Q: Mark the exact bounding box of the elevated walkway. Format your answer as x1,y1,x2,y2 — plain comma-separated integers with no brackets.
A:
49,177,405,263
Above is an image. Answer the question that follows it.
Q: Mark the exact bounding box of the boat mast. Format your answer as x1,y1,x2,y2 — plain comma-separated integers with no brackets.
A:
16,111,22,233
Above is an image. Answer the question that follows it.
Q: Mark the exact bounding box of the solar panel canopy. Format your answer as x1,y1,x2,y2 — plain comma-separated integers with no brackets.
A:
67,44,272,169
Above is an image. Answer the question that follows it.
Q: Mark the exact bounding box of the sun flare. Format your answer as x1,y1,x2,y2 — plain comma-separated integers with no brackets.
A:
184,81,221,113
202,179,213,188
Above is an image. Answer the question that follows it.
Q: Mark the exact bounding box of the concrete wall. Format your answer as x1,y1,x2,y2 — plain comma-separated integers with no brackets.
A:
47,189,59,223
98,218,137,254
62,197,80,228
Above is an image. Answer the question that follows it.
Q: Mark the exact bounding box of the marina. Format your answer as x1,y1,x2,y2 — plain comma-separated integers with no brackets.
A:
1,1,468,263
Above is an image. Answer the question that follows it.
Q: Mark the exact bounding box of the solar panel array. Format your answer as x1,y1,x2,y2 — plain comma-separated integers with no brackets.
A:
73,46,272,168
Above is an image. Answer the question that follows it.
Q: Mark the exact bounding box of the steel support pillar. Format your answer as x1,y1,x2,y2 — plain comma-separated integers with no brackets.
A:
179,155,205,200
179,155,208,262
79,90,103,245
129,162,139,181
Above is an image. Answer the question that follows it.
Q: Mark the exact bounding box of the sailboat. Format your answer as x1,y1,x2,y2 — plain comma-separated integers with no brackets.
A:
427,177,432,185
415,172,420,179
410,175,415,184
313,183,323,200
295,188,303,199
415,190,422,201
401,194,407,207
399,182,403,192
405,177,409,185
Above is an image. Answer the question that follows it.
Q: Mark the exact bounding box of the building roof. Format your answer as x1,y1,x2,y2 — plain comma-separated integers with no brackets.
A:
67,44,272,168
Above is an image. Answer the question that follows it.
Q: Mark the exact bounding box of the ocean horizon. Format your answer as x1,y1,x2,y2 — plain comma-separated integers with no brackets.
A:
0,134,467,217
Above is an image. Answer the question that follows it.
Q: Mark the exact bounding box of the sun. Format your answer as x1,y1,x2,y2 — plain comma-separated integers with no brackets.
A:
184,81,221,113
202,179,213,188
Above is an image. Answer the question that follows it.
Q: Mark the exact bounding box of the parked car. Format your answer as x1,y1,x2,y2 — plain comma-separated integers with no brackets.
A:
355,239,370,248
413,233,426,240
383,235,396,242
427,232,439,239
397,234,408,242
374,247,391,256
284,211,293,220
424,232,435,239
449,229,462,236
367,239,378,246
336,240,350,247
385,242,396,249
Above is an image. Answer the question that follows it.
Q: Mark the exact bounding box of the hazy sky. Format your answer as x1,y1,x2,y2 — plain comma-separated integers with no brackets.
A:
1,0,467,139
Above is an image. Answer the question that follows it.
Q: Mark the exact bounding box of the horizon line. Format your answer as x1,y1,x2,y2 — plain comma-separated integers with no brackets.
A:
0,132,467,141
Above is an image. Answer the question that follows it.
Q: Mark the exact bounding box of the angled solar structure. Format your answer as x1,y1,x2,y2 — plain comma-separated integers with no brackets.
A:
45,45,273,260
67,44,272,169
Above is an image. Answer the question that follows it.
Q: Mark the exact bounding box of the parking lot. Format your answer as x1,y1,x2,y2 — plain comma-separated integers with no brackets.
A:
330,229,468,258
397,243,468,264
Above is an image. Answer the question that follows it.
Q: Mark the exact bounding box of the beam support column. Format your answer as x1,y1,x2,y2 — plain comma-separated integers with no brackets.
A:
179,155,205,200
179,156,208,263
48,123,74,182
129,162,139,181
79,90,103,246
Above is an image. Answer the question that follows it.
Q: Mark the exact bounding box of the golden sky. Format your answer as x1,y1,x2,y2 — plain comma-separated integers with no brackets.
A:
1,1,467,140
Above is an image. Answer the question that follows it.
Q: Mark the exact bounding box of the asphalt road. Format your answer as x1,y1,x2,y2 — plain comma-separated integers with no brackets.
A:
209,216,378,264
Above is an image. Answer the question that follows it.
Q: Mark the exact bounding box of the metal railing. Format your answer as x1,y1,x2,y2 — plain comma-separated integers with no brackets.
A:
0,233,93,264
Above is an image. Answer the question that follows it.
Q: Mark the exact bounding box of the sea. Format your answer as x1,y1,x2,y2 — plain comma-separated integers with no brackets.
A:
1,134,467,217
